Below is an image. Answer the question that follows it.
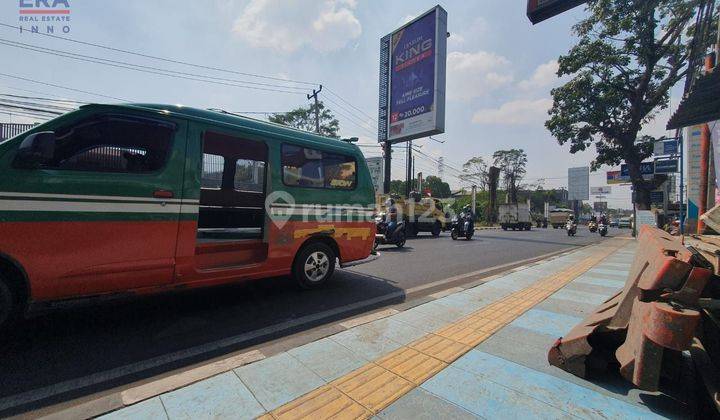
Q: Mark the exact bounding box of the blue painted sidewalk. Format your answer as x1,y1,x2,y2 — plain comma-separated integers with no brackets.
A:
100,240,690,420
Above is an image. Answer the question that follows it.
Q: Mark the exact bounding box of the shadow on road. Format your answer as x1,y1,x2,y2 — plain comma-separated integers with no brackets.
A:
0,270,406,416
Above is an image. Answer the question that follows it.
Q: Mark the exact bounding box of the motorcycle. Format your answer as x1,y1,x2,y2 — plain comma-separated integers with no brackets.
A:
598,223,608,237
451,211,475,240
374,212,406,249
566,220,577,236
588,221,598,233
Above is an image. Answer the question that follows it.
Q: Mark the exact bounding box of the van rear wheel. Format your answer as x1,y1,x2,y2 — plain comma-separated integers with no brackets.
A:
0,276,18,331
294,242,336,289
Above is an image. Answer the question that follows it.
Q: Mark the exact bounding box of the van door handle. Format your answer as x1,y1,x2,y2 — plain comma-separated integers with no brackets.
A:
153,190,174,199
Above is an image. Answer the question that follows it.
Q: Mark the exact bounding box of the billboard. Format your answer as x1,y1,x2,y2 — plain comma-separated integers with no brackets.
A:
653,139,678,156
366,157,384,192
606,170,629,185
590,186,611,195
527,0,587,24
378,6,447,144
568,167,589,201
686,125,703,225
654,159,678,174
593,202,608,212
621,161,655,177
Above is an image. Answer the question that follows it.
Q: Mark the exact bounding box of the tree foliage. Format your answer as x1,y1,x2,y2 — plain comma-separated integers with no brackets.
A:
493,149,528,203
546,0,717,208
424,175,452,198
460,157,489,190
269,101,340,138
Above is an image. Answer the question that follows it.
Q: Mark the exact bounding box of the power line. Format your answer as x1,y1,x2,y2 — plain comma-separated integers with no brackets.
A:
0,72,128,101
324,86,378,123
0,22,318,87
0,39,306,95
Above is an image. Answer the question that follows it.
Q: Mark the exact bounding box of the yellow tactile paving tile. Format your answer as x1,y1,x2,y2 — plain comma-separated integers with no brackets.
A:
376,347,447,385
332,364,414,413
434,323,491,347
269,386,371,420
256,240,630,420
408,334,470,363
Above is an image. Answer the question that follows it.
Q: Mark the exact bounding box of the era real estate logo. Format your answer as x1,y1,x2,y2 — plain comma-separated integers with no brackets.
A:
18,0,72,34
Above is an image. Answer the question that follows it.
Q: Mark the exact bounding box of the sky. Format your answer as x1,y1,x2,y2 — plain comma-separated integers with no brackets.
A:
0,0,683,209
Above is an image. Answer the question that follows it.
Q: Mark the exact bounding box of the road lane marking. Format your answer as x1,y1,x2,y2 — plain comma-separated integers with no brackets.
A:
259,240,627,419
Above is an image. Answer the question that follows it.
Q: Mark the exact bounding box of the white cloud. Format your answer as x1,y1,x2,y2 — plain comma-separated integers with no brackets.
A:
446,51,513,100
518,60,560,90
472,98,553,125
233,0,361,53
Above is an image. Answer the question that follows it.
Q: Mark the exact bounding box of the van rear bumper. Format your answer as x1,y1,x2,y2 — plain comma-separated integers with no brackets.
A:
339,253,379,269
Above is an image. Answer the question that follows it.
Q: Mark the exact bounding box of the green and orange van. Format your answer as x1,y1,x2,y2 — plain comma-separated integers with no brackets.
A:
0,104,377,328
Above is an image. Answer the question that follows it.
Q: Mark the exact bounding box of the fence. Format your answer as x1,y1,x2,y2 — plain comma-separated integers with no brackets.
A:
0,123,37,141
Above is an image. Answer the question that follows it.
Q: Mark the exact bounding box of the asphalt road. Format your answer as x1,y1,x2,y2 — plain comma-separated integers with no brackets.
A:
0,226,626,414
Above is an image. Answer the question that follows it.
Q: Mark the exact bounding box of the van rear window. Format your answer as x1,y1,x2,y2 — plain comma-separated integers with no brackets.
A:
281,144,356,190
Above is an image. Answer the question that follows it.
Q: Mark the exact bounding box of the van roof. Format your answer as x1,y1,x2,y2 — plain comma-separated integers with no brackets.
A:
79,103,361,153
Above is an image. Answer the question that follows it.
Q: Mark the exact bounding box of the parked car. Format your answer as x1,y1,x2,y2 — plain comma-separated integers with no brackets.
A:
618,217,632,229
609,219,619,228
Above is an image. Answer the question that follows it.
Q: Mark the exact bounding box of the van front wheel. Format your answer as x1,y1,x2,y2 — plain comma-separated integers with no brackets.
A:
294,242,336,289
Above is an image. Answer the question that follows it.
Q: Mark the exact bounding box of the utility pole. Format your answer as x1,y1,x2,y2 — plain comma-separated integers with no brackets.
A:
383,142,392,194
405,141,413,198
438,157,445,181
307,85,323,134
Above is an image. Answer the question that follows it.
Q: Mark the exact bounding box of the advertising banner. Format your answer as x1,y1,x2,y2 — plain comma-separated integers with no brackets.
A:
379,6,447,143
365,157,384,192
590,186,611,195
653,140,678,156
654,159,678,174
568,167,589,201
606,170,629,184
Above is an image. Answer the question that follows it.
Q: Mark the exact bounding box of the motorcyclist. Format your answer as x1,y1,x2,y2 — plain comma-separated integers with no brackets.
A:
462,204,474,225
599,213,608,225
566,214,576,226
384,198,398,236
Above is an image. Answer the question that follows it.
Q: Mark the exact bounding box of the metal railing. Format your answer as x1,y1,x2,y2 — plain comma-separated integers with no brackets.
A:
0,123,37,140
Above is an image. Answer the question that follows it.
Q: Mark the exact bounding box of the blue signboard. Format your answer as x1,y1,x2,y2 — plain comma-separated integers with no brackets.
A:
654,159,679,174
663,141,678,155
621,162,655,177
380,6,447,143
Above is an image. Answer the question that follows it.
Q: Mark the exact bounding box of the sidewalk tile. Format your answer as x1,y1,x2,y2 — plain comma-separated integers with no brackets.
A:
564,281,621,297
573,274,626,289
377,388,479,420
461,284,514,302
390,307,450,333
234,352,325,410
361,318,427,346
329,325,404,361
535,297,601,318
333,364,414,413
587,268,629,278
509,309,583,338
160,372,264,420
288,336,367,382
551,288,608,306
270,385,371,420
376,346,447,384
410,300,468,323
421,365,573,419
99,397,168,420
453,350,660,419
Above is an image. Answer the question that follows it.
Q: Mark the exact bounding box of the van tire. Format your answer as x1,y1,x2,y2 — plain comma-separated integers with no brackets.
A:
0,276,18,332
293,242,336,289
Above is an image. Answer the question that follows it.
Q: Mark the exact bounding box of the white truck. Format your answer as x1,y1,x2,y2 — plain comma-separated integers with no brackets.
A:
499,203,532,231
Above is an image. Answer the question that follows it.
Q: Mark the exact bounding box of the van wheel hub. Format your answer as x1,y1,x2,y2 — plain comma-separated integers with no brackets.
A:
304,252,330,282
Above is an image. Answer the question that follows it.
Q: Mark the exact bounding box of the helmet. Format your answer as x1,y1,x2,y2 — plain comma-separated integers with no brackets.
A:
463,204,471,211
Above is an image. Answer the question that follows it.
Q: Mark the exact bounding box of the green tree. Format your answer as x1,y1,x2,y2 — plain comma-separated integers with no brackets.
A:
493,149,528,202
546,0,717,209
389,179,406,196
460,157,488,190
424,175,452,198
269,101,340,138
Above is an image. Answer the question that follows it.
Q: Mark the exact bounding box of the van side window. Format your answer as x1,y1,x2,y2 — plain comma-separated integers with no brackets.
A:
281,144,356,190
48,117,174,173
201,153,224,189
234,159,265,192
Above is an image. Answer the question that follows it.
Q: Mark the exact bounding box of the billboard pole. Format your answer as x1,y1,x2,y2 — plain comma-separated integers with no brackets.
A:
406,141,413,197
383,142,392,194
